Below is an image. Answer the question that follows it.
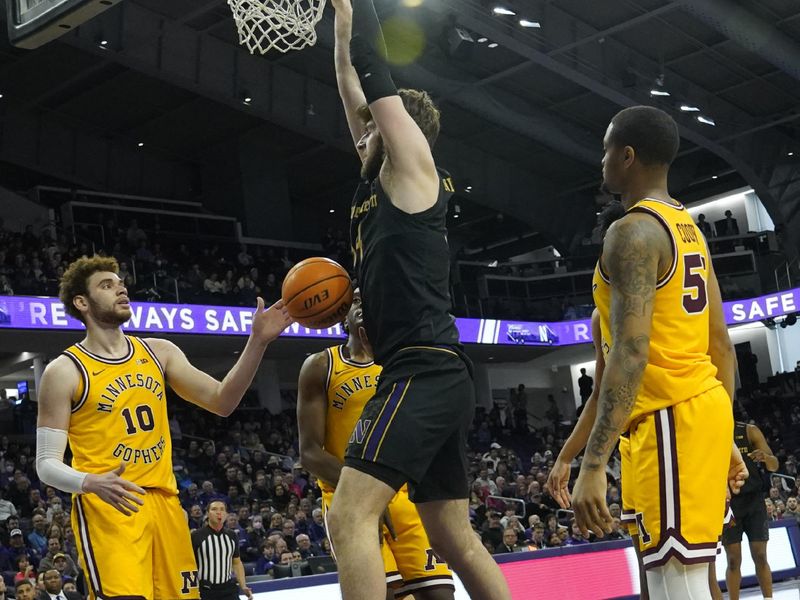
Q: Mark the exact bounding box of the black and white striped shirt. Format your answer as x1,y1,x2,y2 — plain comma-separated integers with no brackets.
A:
191,526,239,585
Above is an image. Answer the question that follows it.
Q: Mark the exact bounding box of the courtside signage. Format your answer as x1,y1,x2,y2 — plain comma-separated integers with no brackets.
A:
0,287,796,345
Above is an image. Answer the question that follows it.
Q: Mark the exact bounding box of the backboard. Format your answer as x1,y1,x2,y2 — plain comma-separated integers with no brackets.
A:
7,0,122,49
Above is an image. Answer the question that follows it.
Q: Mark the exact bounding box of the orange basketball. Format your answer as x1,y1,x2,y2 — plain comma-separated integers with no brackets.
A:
281,257,353,329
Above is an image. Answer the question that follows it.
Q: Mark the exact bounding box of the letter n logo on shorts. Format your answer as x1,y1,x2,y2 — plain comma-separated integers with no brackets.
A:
350,419,372,445
180,570,199,594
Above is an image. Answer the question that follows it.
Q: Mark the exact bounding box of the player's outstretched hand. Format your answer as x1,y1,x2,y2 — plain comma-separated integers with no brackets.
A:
545,457,573,509
572,468,612,539
82,462,146,516
747,449,769,464
241,586,253,599
251,298,292,344
729,444,749,495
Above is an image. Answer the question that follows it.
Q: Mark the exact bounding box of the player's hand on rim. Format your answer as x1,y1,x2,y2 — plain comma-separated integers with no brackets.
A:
251,297,292,344
572,468,613,538
545,458,572,509
82,462,146,516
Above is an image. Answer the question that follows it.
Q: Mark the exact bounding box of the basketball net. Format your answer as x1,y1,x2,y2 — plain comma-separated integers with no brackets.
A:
227,0,326,54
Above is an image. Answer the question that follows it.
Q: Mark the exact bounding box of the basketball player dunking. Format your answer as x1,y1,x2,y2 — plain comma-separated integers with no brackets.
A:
326,1,510,599
297,289,454,600
35,256,290,600
571,106,748,600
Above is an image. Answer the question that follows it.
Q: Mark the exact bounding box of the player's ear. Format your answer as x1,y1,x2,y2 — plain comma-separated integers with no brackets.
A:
73,294,89,315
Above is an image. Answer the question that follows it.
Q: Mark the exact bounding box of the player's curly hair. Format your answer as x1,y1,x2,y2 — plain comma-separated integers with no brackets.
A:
59,255,119,323
357,88,441,148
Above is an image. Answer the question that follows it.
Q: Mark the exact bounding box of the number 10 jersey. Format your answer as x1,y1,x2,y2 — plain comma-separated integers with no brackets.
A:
592,197,722,429
62,335,176,493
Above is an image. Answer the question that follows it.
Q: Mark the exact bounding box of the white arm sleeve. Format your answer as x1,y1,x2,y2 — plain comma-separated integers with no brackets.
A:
36,427,88,494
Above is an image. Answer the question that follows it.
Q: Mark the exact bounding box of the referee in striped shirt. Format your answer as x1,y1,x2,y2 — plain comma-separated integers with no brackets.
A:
191,500,253,600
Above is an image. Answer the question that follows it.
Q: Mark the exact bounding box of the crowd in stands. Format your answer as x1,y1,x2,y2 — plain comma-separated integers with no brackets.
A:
3,371,798,596
0,216,352,309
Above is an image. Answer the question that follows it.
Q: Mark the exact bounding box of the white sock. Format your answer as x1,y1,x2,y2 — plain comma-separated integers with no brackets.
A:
645,558,711,600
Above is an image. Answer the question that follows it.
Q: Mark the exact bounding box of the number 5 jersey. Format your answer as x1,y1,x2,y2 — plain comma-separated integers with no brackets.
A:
592,197,723,429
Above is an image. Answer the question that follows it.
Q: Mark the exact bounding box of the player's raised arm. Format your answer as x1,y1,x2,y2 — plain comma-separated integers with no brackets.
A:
149,298,291,417
573,214,661,537
346,0,438,199
297,351,344,488
331,0,368,149
546,310,605,509
36,356,145,515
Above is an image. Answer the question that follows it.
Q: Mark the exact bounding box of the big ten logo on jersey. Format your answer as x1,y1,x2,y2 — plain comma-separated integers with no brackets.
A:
351,193,378,220
349,419,372,445
332,373,378,410
675,222,700,244
442,177,455,193
180,570,199,594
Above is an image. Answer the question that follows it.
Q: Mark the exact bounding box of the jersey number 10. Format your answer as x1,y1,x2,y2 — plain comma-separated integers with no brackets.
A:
121,405,156,435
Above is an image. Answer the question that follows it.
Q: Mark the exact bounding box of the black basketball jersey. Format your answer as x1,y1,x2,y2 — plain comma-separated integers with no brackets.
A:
732,421,763,500
349,168,460,363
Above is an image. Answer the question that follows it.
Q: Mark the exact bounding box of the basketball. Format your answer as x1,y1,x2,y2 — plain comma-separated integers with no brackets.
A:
281,257,353,329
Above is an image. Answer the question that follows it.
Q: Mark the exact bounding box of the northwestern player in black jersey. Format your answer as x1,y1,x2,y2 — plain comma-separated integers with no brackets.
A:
325,1,511,599
721,421,777,600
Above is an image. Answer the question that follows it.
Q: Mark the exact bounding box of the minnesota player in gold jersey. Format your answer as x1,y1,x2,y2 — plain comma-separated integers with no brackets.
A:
297,289,454,600
571,106,747,600
35,255,290,600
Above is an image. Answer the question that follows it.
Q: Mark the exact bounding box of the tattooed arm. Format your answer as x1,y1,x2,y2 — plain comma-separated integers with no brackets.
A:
572,213,666,537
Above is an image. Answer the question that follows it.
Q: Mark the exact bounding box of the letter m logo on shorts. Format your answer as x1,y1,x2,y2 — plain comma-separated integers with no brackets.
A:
349,419,372,445
180,570,199,594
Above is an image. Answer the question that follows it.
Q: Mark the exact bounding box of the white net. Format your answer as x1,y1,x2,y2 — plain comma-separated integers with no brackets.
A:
227,0,326,54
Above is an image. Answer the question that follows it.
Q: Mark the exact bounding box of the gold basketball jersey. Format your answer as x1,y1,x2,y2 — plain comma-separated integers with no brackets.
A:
321,345,382,494
592,198,722,428
63,336,176,493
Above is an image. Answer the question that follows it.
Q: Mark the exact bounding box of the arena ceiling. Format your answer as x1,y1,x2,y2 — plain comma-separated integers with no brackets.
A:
0,0,799,256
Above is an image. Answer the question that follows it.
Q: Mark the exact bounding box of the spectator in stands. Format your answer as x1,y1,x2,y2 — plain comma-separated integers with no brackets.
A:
281,521,297,552
198,481,226,509
308,508,326,544
40,568,82,600
481,512,504,550
577,368,593,405
784,496,800,523
51,552,79,582
188,505,204,530
27,515,48,556
9,530,39,568
528,524,546,549
295,534,319,559
717,209,740,236
256,541,276,575
696,213,713,238
565,520,589,546
15,580,36,600
14,554,36,585
0,488,16,522
606,518,626,541
475,467,499,496
495,528,521,554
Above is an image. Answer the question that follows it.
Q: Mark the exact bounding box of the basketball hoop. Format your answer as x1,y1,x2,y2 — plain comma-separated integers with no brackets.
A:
227,0,326,54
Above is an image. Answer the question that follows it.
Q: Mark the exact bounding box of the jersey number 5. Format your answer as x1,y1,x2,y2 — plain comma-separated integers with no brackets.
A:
682,253,708,314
